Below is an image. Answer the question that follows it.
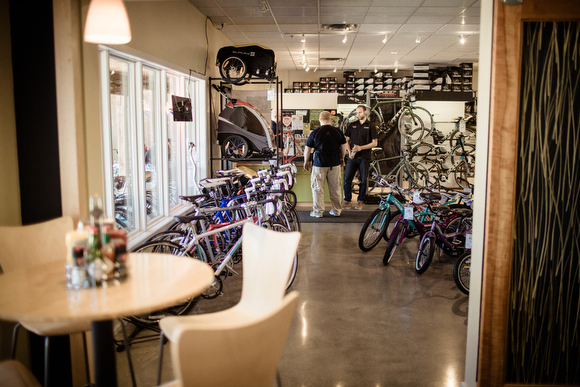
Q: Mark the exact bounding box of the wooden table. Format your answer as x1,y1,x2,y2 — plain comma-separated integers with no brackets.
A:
0,253,214,387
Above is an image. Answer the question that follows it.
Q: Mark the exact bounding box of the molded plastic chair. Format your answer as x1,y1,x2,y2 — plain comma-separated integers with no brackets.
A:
157,222,301,387
0,217,91,386
0,360,42,387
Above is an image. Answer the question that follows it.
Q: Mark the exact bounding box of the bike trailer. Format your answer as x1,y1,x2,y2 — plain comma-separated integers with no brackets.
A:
216,44,277,81
217,99,275,158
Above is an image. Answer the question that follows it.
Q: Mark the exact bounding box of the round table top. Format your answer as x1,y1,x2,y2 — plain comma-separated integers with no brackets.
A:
0,253,214,323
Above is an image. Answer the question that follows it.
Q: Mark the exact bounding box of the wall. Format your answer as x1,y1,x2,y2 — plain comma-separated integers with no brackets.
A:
0,0,20,225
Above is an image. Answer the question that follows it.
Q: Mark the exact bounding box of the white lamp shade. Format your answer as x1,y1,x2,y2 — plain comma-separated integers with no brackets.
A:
84,0,131,44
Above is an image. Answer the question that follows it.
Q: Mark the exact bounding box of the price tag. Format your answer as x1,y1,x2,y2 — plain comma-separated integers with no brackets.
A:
459,118,466,132
265,201,276,215
267,87,275,101
465,233,473,249
404,205,414,220
413,191,421,204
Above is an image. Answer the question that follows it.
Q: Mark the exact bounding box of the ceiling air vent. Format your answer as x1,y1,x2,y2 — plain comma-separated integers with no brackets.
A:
320,58,345,62
321,24,357,32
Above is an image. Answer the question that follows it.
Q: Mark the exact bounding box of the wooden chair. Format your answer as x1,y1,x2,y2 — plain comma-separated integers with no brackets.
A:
157,222,302,387
0,217,90,386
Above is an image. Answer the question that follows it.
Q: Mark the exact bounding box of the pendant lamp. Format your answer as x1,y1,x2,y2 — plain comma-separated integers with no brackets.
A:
84,0,131,44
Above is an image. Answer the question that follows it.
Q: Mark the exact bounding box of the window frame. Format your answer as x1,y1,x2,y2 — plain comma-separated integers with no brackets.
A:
98,47,207,245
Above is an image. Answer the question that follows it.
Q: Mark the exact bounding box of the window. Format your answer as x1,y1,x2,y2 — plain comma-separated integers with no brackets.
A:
100,48,206,238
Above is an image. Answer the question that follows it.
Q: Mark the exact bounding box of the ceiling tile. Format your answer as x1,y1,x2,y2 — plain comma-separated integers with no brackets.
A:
398,24,445,33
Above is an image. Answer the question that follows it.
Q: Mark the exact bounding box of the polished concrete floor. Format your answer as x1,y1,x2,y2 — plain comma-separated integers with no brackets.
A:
116,219,468,387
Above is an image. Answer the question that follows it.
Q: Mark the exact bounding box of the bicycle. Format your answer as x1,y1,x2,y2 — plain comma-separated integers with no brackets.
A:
341,94,434,144
364,148,431,193
382,189,471,266
414,205,472,274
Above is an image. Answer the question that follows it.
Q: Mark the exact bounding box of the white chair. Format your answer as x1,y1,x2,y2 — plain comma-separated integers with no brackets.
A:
0,217,91,387
157,222,301,387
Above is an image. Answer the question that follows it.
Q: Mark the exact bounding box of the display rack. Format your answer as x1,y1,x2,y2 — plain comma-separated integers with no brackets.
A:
209,77,283,175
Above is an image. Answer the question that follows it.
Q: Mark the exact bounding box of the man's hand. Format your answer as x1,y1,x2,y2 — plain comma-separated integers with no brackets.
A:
303,161,312,171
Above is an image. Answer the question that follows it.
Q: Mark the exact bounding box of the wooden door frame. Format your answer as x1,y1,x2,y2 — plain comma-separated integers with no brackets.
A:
479,1,580,386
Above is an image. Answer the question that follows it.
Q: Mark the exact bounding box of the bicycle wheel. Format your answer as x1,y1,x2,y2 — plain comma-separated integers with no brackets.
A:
453,160,472,189
395,160,430,189
398,109,425,143
409,106,434,138
219,56,248,84
419,158,443,188
383,221,404,265
453,251,471,295
267,222,298,290
359,208,391,252
450,143,476,166
129,241,198,325
415,234,435,274
411,142,436,157
222,135,249,159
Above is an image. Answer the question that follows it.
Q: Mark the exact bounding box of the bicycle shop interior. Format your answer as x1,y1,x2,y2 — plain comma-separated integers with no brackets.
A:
2,1,580,387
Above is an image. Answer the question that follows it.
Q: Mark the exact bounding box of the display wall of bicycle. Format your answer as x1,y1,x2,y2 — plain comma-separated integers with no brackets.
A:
209,77,283,174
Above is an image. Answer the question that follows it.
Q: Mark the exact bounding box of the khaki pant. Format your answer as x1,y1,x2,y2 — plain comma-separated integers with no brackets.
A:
310,165,342,215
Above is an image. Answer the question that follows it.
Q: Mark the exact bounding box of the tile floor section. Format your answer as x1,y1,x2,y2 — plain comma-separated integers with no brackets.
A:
116,221,468,387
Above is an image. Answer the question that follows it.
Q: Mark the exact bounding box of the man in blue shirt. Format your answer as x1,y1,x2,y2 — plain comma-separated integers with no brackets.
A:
343,105,378,210
303,111,348,218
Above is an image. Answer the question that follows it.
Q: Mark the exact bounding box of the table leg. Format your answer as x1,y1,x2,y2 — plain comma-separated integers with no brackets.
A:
91,320,117,387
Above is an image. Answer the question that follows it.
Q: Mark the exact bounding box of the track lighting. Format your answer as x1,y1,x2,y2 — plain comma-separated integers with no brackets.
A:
301,34,306,43
460,35,466,44
333,68,337,73
342,35,347,44
394,66,398,73
382,34,387,44
305,66,310,72
415,34,421,44
374,68,378,73
302,62,307,68
302,50,306,63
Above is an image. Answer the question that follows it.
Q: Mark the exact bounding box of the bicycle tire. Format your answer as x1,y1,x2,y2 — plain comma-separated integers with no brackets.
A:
398,109,425,143
411,142,436,157
453,251,471,295
409,106,434,138
415,234,435,274
266,222,298,290
219,56,248,84
128,241,198,325
453,160,472,189
383,221,404,266
450,143,476,166
419,158,444,188
359,208,391,252
395,160,430,189
383,209,401,241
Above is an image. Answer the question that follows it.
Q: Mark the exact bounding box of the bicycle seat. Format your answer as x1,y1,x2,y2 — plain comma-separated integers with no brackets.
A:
421,192,442,202
173,215,210,224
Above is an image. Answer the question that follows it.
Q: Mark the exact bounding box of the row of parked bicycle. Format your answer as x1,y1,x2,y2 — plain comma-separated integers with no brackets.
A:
125,163,301,327
359,175,472,295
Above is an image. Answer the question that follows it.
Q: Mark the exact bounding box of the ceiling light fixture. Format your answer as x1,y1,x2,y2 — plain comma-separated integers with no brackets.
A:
415,34,421,44
302,62,307,68
302,50,306,62
333,68,337,72
374,68,378,73
84,0,131,44
261,0,269,13
382,34,387,44
462,17,465,25
301,34,306,43
394,66,398,73
305,66,310,72
342,35,347,44
460,35,466,44
313,67,317,72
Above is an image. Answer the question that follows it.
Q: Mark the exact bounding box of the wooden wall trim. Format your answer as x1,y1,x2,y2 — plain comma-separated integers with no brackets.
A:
478,1,522,385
